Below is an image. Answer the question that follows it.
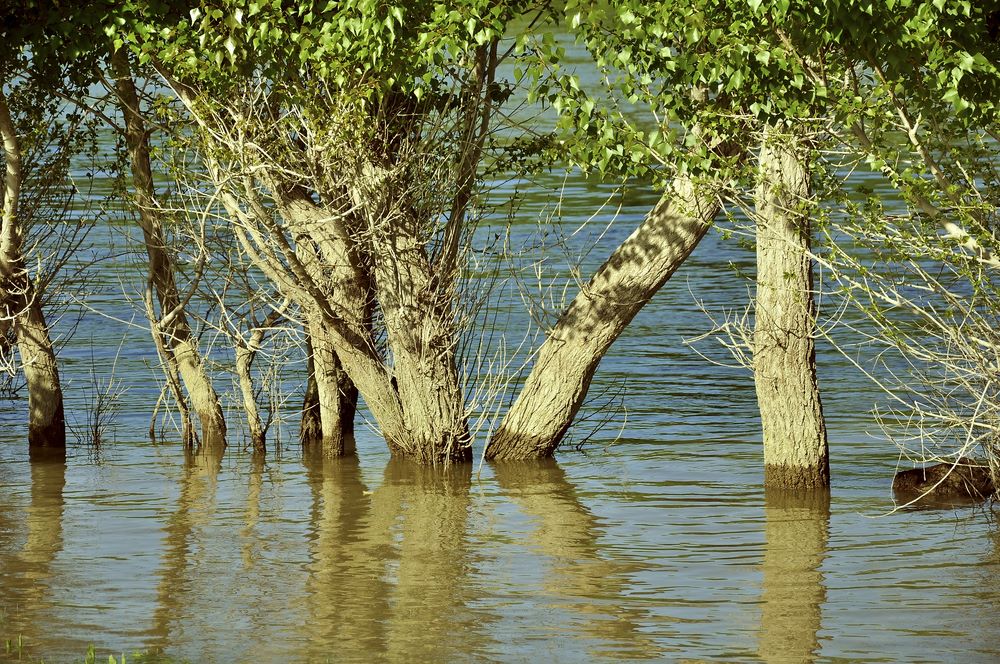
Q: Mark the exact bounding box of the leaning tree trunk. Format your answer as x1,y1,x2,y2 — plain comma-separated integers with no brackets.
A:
485,175,721,460
0,89,65,452
111,49,226,448
753,128,829,489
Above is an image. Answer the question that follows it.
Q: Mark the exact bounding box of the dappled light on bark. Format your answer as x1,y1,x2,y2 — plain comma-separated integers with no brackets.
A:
487,176,721,460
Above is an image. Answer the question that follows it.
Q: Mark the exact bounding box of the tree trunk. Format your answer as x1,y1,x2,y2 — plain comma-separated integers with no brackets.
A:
753,129,829,489
300,333,323,447
363,183,471,464
110,49,226,448
0,89,65,450
306,315,358,457
486,175,721,460
15,298,65,449
235,344,265,454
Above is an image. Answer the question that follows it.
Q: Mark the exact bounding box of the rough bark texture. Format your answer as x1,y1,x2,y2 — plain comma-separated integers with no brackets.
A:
0,89,65,450
235,345,265,454
352,171,471,465
485,176,721,460
111,50,226,448
306,316,358,457
299,334,323,447
758,487,829,663
753,130,829,489
15,298,66,449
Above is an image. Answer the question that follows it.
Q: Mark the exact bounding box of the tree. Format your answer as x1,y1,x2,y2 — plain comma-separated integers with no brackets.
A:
0,53,73,454
109,49,227,450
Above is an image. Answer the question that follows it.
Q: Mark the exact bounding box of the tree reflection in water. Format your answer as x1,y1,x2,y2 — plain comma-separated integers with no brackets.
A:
148,445,223,658
0,450,66,658
494,459,661,661
303,454,487,662
758,487,830,663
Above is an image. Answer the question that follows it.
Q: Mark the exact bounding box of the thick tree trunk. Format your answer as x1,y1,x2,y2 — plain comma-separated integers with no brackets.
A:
486,175,721,460
15,298,65,449
753,129,829,489
344,171,470,464
366,200,471,464
111,49,226,448
0,89,65,450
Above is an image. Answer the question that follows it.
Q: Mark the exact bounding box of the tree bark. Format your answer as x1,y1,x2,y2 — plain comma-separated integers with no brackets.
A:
0,88,65,450
357,169,472,464
306,315,358,457
486,175,721,460
299,333,323,447
753,128,829,489
110,49,226,448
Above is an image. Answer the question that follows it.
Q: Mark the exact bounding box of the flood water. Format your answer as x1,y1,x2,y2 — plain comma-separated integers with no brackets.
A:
3,64,1000,664
2,191,999,662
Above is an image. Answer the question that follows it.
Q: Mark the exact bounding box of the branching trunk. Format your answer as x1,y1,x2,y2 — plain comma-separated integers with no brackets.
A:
110,49,226,448
0,88,65,450
357,171,472,464
486,175,721,460
753,129,828,489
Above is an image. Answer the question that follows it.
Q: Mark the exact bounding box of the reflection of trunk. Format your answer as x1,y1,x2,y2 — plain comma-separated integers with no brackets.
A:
493,460,658,659
0,90,65,450
758,487,829,663
149,447,222,657
302,449,388,659
379,459,478,661
753,129,828,489
110,50,225,448
487,176,721,460
0,457,66,657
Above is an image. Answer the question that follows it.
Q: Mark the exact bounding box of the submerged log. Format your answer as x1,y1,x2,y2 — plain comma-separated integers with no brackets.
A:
892,458,995,503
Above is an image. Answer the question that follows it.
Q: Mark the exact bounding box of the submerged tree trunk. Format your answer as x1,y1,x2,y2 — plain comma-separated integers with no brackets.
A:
111,49,226,448
486,175,721,460
306,316,358,457
753,128,828,489
357,170,472,465
0,89,65,451
299,333,323,447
